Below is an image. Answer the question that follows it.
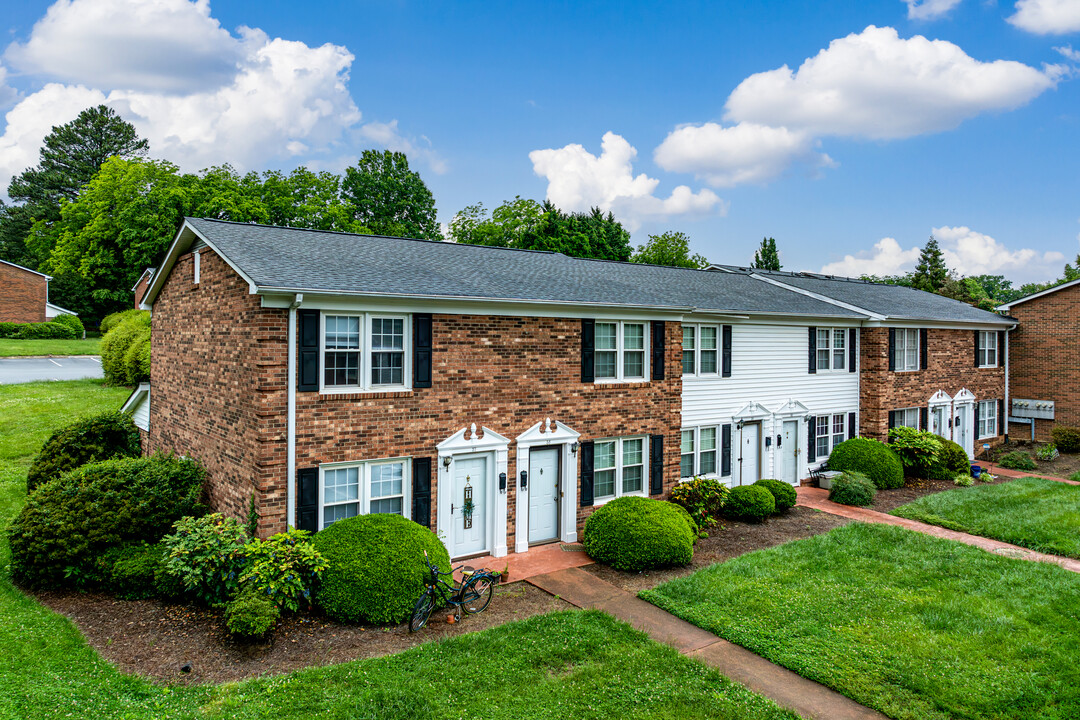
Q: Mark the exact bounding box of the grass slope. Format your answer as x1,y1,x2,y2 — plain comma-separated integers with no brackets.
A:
891,476,1080,558
0,380,796,720
0,337,101,357
642,522,1080,720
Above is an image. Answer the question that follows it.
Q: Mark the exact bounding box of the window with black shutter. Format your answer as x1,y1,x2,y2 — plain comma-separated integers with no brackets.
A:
581,319,595,383
807,419,817,462
920,328,928,370
848,411,857,439
411,457,432,527
579,441,594,506
722,325,732,377
974,329,981,368
651,321,665,381
808,326,817,374
888,328,896,371
297,309,320,391
998,331,1006,368
296,467,318,532
848,328,857,373
920,407,928,431
721,424,732,476
413,314,432,388
649,434,664,494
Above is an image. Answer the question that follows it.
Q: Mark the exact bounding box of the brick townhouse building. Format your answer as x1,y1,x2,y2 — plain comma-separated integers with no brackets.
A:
0,259,76,324
131,219,1010,559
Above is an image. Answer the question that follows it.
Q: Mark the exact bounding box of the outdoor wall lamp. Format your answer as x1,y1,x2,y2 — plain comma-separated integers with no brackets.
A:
765,436,772,448
499,472,507,493
570,441,579,454
442,456,452,470
520,470,528,490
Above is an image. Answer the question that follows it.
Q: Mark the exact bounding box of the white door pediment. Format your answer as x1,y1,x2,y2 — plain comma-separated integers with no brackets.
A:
437,424,511,456
953,388,976,403
516,417,581,445
774,399,810,418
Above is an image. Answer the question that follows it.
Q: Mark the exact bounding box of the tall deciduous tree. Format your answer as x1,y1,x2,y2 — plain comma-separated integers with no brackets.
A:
630,231,708,268
751,237,781,271
340,150,440,239
448,196,543,247
911,235,949,293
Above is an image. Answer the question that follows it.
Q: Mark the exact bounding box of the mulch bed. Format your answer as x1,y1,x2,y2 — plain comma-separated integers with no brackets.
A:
35,580,570,686
868,473,1014,513
995,440,1080,479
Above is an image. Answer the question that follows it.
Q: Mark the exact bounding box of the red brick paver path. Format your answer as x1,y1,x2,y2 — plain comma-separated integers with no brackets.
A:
796,486,1080,574
467,542,594,583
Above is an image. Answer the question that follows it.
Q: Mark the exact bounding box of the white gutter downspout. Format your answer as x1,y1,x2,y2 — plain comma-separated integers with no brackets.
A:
286,293,303,528
1004,327,1010,443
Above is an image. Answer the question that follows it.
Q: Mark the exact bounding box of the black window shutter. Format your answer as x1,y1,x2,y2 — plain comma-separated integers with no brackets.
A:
974,402,981,437
888,328,896,371
920,328,929,370
722,325,732,378
581,319,595,383
297,467,318,533
579,441,594,506
848,328,857,373
920,407,928,431
998,331,1006,368
413,313,432,388
848,411,856,439
721,424,732,476
808,326,817,374
974,329,981,367
807,418,817,462
888,410,898,429
297,309,320,391
651,321,665,381
998,399,1005,433
411,457,432,527
649,434,664,495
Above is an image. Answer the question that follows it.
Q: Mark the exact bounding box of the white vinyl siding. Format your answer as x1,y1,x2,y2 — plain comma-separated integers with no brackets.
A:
978,331,998,368
593,437,648,503
682,324,719,376
320,459,409,529
321,313,410,392
816,328,846,371
595,321,648,382
978,400,998,439
893,329,919,371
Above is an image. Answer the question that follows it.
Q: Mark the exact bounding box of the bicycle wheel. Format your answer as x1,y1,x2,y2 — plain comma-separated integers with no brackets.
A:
409,591,435,632
460,574,495,614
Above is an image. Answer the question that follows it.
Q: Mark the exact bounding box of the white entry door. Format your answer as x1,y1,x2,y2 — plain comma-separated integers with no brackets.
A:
450,455,488,558
779,420,799,485
954,403,973,458
739,423,760,486
528,447,560,544
931,406,948,438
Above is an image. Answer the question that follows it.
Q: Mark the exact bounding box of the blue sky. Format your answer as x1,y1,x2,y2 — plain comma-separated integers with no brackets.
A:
1,0,1078,283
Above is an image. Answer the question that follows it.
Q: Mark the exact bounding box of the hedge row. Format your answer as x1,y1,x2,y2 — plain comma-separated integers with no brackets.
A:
0,318,80,340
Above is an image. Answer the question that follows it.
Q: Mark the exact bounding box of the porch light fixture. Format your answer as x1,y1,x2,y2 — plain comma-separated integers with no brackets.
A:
442,456,452,470
570,441,579,454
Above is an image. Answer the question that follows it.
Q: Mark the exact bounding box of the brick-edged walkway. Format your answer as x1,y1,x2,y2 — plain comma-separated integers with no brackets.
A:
528,566,887,720
796,486,1080,574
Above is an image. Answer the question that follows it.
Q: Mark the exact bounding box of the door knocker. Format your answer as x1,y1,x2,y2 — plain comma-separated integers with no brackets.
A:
462,478,475,529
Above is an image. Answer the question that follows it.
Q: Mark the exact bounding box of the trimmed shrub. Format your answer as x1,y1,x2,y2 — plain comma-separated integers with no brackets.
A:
1051,426,1080,454
51,313,84,338
240,529,328,612
938,438,970,474
723,485,775,523
100,308,145,335
583,496,695,571
754,478,796,512
667,501,701,538
999,451,1036,471
26,410,141,492
828,471,876,507
9,455,205,588
827,437,905,490
669,476,729,527
225,588,280,638
315,514,451,624
13,321,77,340
163,513,250,606
100,311,150,385
96,542,180,600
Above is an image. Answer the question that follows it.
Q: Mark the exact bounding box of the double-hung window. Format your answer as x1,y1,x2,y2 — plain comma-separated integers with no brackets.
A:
815,328,846,371
978,400,998,438
681,324,718,376
594,437,648,503
893,407,921,430
680,426,718,478
893,329,919,371
322,313,409,391
320,459,408,529
595,321,647,381
977,331,998,367
815,414,847,458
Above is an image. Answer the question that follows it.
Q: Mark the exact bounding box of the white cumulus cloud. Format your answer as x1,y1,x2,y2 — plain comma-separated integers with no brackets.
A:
820,237,922,277
904,0,964,21
529,131,725,229
1008,0,1080,35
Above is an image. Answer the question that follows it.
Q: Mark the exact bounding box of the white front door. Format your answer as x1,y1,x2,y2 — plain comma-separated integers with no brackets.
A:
954,403,973,458
528,447,560,544
931,406,947,438
779,420,799,485
450,455,488,558
739,423,760,486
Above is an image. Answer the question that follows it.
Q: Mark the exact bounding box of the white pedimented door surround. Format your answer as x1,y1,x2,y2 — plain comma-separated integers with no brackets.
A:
437,424,509,559
515,418,581,554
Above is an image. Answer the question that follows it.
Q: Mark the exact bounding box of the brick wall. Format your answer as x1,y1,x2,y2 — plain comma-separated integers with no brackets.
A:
0,262,47,323
1006,284,1080,441
133,273,151,309
860,327,1006,442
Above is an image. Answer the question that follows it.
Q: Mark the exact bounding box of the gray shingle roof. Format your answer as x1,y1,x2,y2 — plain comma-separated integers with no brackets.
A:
185,218,862,317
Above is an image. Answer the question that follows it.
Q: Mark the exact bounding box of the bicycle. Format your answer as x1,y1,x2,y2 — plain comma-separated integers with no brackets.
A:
409,550,498,632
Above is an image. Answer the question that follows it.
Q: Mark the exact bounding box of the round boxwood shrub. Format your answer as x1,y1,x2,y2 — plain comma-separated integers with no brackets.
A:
1051,426,1080,454
314,514,451,624
51,313,84,338
26,410,141,492
100,308,146,335
828,471,876,507
722,484,775,523
100,311,150,385
226,588,281,638
9,454,205,588
827,437,905,490
754,478,796,512
583,496,695,571
930,438,970,480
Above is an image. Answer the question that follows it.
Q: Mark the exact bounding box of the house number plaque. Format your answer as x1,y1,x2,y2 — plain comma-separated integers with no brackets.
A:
463,479,474,529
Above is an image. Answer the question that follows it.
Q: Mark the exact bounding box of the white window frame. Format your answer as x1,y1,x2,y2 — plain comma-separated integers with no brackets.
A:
893,329,919,372
978,400,998,439
680,425,720,479
320,312,411,393
594,321,649,383
681,324,720,377
893,407,921,430
978,331,998,368
815,413,847,458
815,328,846,372
318,457,411,530
592,436,649,504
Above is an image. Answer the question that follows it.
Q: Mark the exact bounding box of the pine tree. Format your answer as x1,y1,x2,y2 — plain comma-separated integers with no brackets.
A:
911,235,949,293
751,237,781,271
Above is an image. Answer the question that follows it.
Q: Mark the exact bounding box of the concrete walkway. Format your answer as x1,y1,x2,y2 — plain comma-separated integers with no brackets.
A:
528,566,887,720
796,486,1080,574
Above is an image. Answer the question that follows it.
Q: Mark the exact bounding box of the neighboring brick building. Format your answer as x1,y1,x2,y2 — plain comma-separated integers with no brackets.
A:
0,259,49,323
997,280,1080,441
131,267,155,309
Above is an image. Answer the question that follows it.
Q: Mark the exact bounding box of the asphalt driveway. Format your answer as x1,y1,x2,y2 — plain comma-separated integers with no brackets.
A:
0,356,103,384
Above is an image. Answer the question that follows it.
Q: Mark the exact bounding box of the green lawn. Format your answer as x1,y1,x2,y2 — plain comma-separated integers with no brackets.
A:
0,337,101,356
642,522,1080,720
891,477,1080,558
0,379,796,720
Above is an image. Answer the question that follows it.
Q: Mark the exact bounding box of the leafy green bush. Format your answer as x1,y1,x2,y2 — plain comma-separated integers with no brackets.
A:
828,471,876,507
26,410,141,492
954,473,975,487
722,485,775,523
240,529,328,612
827,437,905,490
11,321,77,340
100,308,146,335
999,451,1036,471
1051,426,1080,454
225,588,280,638
937,438,970,475
754,478,796,512
669,476,729,527
51,313,84,337
887,427,943,478
100,310,150,385
95,542,183,600
315,514,451,624
1036,444,1060,461
9,455,205,588
163,513,249,606
583,496,695,571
